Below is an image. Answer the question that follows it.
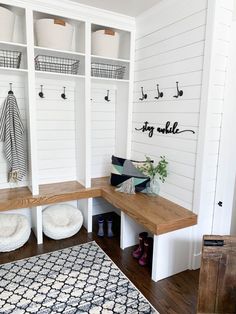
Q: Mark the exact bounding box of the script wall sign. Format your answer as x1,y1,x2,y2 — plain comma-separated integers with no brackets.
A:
135,121,195,138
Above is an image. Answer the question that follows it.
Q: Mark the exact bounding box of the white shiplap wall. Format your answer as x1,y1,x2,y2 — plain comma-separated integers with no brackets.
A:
192,0,233,265
91,85,116,178
203,1,233,232
132,0,208,210
0,75,29,189
36,79,77,184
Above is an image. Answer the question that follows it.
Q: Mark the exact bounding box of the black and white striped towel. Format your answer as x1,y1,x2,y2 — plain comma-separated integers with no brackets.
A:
0,94,27,182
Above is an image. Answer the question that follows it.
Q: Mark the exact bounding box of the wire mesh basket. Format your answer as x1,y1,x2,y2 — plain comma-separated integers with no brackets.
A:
0,50,22,69
35,55,80,75
91,62,126,79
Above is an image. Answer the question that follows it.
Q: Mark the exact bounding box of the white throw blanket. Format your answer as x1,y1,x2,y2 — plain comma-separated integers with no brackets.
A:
0,94,27,182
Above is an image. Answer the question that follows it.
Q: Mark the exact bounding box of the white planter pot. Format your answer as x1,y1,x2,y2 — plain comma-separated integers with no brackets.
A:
35,18,74,51
0,6,15,42
92,30,120,59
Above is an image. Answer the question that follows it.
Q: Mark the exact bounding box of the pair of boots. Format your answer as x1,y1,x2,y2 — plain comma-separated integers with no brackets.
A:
97,216,114,238
132,232,153,266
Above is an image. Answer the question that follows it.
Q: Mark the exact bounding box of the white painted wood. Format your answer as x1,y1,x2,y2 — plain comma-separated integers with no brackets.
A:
120,212,148,250
36,80,77,184
78,198,92,232
84,21,91,188
25,8,39,195
151,227,192,281
92,198,119,216
191,0,233,269
212,21,236,235
31,206,43,244
126,30,135,158
151,235,159,281
91,87,116,178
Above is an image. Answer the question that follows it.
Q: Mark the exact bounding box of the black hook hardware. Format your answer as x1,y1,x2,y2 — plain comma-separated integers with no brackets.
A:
104,90,111,102
8,83,13,95
61,87,67,99
139,87,147,101
154,84,163,99
39,85,44,98
173,81,183,98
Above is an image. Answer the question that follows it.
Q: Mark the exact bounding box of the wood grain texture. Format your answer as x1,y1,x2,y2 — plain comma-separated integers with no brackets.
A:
197,235,236,314
94,177,197,235
0,177,197,236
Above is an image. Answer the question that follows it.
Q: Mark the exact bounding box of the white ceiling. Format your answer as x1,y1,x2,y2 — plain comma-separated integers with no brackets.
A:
70,0,162,17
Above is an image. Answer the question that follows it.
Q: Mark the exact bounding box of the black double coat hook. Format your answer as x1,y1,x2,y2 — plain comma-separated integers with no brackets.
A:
39,85,44,98
154,84,163,99
173,82,183,98
104,90,111,102
8,83,13,95
61,87,67,99
139,87,147,101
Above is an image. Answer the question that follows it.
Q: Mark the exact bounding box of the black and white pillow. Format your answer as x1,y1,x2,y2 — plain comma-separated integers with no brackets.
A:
110,155,151,192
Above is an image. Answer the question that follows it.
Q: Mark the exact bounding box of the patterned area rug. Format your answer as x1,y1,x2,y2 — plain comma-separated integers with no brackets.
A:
0,241,158,313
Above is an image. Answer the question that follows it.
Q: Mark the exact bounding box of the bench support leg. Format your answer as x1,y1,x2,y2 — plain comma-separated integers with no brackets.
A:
151,235,159,281
78,198,92,233
120,212,145,250
31,206,43,245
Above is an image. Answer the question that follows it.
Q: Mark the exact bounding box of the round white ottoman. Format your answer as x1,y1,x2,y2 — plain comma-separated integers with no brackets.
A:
43,204,83,240
0,214,31,252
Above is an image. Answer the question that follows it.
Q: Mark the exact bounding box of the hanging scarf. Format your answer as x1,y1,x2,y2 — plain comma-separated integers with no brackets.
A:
0,94,27,182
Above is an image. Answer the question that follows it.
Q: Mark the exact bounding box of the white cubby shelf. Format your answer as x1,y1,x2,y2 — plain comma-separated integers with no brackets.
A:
0,0,135,236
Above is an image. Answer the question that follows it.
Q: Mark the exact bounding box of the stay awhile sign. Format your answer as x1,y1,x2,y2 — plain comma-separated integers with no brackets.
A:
135,121,195,138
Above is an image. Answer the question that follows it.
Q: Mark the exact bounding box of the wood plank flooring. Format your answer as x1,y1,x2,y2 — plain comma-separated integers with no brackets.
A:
0,228,199,314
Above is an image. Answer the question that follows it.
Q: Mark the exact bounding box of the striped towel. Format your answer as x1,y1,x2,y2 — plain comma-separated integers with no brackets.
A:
0,94,27,182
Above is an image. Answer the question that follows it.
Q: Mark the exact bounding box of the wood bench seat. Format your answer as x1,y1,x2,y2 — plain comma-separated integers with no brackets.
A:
0,177,197,236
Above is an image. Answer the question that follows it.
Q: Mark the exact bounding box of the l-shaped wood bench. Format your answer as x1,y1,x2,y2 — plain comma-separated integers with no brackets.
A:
0,177,197,281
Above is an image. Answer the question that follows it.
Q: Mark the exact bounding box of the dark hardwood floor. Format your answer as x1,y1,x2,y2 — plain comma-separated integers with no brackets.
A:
0,226,199,314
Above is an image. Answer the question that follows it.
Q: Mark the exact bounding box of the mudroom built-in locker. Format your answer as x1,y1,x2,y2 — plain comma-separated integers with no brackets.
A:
0,0,235,313
0,0,134,228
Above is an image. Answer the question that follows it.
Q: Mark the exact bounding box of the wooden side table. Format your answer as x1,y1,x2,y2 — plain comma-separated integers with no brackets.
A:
197,235,236,314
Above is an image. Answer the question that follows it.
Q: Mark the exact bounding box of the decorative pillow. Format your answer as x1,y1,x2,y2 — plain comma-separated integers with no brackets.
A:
110,155,151,192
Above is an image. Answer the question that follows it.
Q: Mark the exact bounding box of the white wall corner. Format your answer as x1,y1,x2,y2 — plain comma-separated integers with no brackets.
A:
191,0,234,267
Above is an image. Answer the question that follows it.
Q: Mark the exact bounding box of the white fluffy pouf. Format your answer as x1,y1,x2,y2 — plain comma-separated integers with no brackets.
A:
43,204,84,240
0,213,31,252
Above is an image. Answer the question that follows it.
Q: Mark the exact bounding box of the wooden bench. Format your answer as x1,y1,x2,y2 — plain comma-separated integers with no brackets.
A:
0,177,197,281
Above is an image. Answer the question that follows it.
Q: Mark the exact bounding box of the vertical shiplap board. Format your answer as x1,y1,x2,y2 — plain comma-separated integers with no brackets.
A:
192,0,233,267
208,0,233,235
91,85,116,178
133,0,207,209
132,0,211,277
36,79,77,184
0,75,29,189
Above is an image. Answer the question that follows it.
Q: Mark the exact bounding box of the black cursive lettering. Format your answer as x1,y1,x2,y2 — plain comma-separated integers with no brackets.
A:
135,121,195,137
135,121,155,137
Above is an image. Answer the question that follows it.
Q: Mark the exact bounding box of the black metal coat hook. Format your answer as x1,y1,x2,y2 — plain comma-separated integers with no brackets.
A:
8,83,13,95
39,85,44,98
154,84,163,99
104,90,111,102
61,87,67,99
139,87,147,101
173,81,183,98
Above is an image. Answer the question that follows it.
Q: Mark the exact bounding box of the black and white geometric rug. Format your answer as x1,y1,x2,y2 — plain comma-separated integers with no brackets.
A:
0,241,158,313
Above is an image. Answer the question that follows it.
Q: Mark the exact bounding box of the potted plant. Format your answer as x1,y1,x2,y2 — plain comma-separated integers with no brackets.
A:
139,156,168,195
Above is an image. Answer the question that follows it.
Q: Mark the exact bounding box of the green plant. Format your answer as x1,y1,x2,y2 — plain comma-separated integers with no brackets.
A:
139,156,168,183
